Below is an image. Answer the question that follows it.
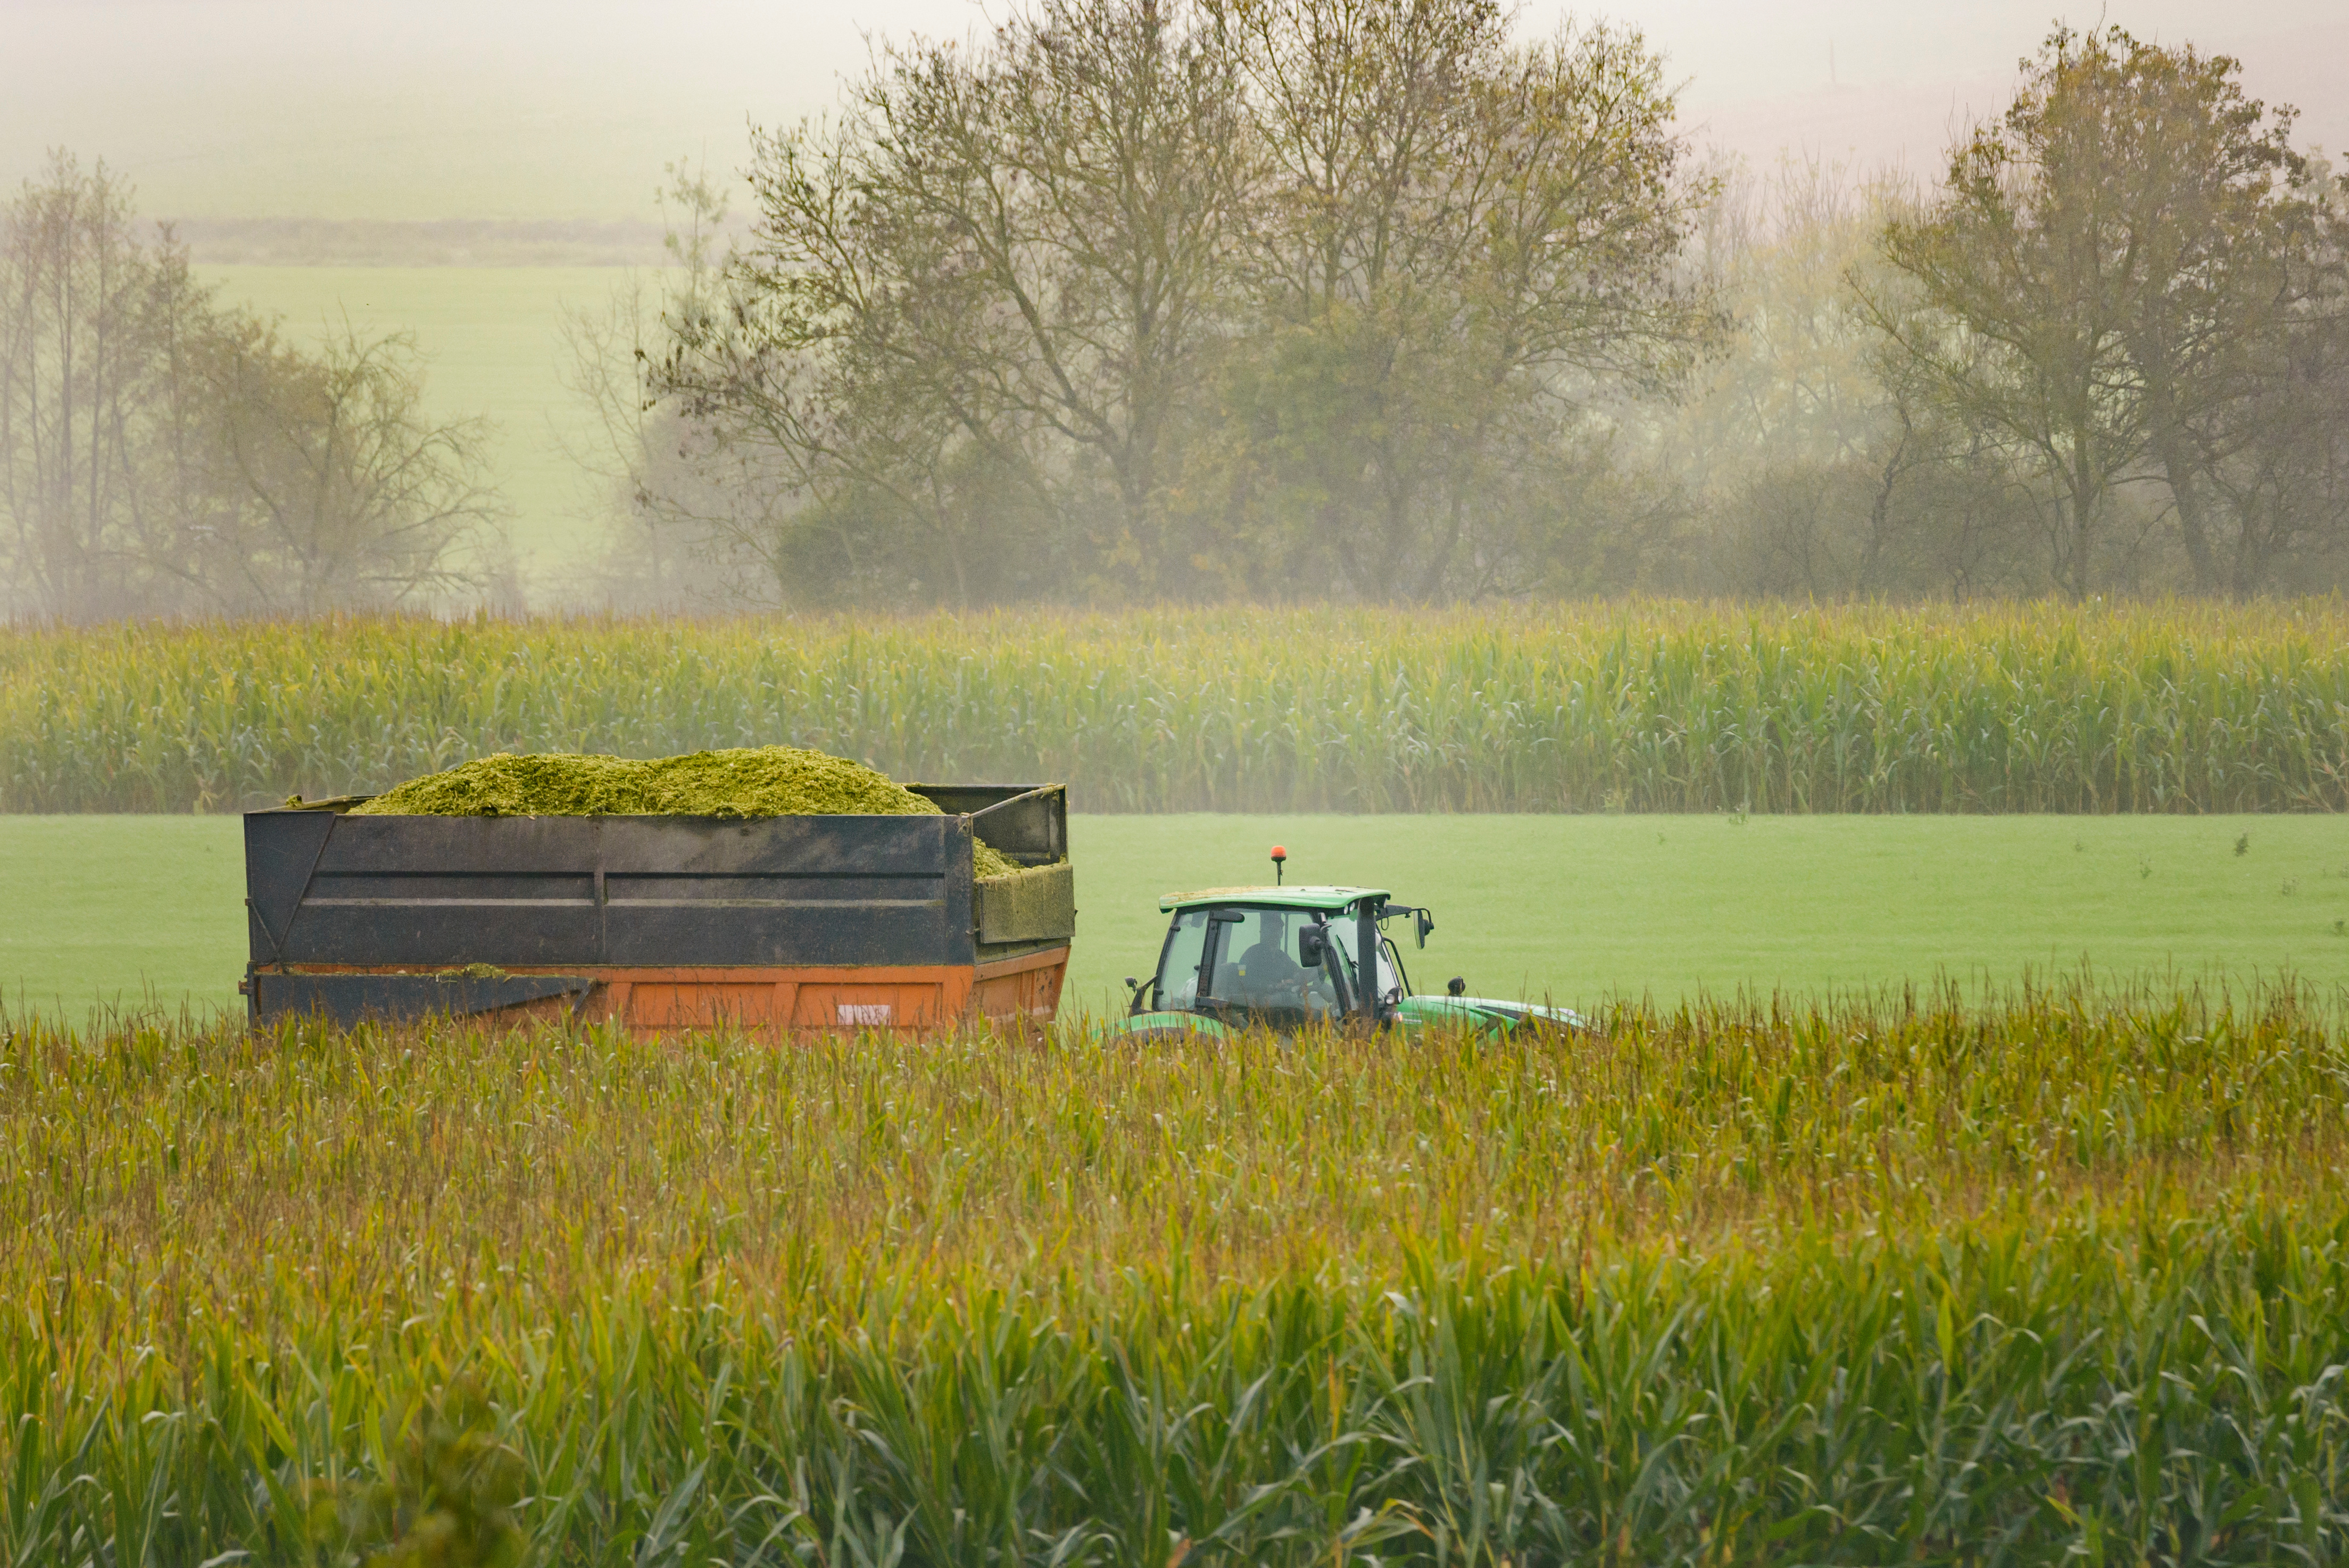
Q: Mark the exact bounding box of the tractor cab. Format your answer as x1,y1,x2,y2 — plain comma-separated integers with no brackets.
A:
1123,885,1421,1032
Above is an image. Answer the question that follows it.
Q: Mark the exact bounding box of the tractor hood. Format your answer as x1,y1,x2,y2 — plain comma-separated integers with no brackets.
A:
1101,993,1587,1042
1397,993,1588,1031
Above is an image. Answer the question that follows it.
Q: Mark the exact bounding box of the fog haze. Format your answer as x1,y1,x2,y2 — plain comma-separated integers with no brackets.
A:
6,0,2343,221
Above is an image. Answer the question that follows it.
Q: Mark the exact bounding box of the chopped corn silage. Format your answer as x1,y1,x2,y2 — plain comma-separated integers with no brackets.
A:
352,747,1026,879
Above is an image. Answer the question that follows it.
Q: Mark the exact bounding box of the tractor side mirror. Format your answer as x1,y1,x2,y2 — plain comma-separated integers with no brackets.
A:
1414,909,1434,948
1297,926,1329,966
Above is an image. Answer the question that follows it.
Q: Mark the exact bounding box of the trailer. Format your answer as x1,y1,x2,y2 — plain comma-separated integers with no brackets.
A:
240,784,1072,1036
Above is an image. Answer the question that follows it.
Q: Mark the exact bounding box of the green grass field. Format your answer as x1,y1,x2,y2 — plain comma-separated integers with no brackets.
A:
8,812,2345,1024
198,266,633,590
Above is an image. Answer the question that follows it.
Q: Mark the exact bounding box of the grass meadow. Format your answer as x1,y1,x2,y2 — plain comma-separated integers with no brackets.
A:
7,812,2349,1022
5,985,2348,1563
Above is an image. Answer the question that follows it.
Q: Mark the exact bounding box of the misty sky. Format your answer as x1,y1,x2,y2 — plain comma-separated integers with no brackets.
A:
6,0,2344,222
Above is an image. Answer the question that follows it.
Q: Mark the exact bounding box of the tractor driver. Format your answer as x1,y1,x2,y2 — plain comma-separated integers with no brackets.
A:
1226,910,1334,1015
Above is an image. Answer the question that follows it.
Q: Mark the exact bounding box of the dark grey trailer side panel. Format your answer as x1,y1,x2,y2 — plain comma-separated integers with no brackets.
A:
248,814,968,969
243,786,1066,981
251,972,595,1028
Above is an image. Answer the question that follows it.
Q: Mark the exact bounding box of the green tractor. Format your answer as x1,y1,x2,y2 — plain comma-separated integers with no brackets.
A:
1102,847,1582,1041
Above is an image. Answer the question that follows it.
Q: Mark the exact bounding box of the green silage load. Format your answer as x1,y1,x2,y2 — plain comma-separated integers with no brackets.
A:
352,746,1025,879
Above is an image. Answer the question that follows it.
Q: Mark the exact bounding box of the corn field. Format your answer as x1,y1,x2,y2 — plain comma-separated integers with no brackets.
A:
6,980,2349,1563
5,600,2349,814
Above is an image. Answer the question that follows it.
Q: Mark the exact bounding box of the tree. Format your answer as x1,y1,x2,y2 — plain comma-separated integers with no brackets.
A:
652,0,1708,605
2088,34,2309,593
1214,0,1711,598
0,154,156,618
196,326,500,613
1874,27,2312,600
0,153,501,620
657,0,1250,603
2202,162,2349,593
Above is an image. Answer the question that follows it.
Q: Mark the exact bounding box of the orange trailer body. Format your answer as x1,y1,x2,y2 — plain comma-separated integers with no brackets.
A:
268,946,1068,1039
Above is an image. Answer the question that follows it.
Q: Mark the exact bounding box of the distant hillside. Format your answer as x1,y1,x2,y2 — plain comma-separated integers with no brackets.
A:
171,218,675,268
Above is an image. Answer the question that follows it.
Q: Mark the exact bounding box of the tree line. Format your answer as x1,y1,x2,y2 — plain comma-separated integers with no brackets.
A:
0,154,503,621
584,3,2348,607
9,6,2342,618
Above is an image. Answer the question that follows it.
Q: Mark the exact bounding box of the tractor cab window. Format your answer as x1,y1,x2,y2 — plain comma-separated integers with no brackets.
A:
1152,908,1210,1010
1157,905,1344,1024
1329,920,1405,1003
1207,907,1342,1018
